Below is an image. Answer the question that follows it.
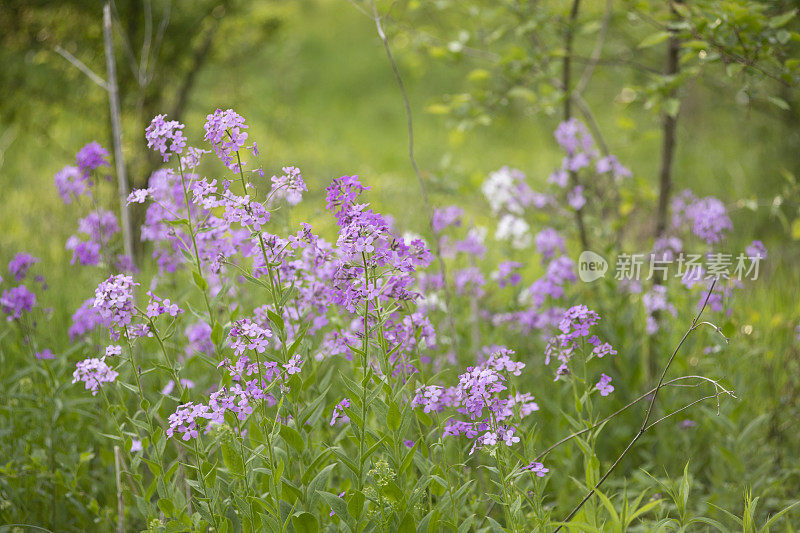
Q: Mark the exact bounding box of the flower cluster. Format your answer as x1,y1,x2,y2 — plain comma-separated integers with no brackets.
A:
412,349,537,455
93,274,138,338
330,398,350,425
146,291,184,319
432,205,464,233
545,305,616,387
72,356,119,395
324,174,426,313
8,253,39,282
54,142,110,204
145,114,187,162
1,285,36,321
228,318,273,355
75,142,111,175
203,108,249,171
672,190,732,244
270,166,307,205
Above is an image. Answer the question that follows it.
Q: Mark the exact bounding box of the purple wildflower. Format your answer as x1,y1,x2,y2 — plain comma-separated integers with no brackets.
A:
283,354,303,375
596,155,632,180
54,166,89,204
1,286,36,321
330,398,351,426
69,298,113,340
595,373,614,396
145,114,187,162
270,166,307,205
72,357,119,395
126,188,151,205
93,274,139,336
521,462,549,477
146,291,184,319
66,237,100,267
432,206,464,233
745,240,767,260
493,261,523,288
534,228,566,262
203,108,249,171
568,185,586,211
36,349,55,360
672,190,732,244
75,142,110,174
8,253,39,282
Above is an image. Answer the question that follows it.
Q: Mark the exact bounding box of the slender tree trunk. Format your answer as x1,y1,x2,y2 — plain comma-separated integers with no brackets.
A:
114,445,124,533
564,0,590,251
655,4,682,239
649,3,682,381
104,3,135,265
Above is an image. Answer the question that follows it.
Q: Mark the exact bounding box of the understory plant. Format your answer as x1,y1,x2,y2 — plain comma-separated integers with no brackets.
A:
3,105,798,533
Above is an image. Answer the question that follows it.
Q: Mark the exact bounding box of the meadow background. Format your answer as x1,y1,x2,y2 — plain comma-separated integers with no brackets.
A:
2,0,800,531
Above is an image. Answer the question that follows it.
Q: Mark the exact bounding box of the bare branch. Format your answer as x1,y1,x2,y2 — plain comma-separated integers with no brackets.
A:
54,45,109,91
104,3,136,264
575,0,613,96
555,280,727,531
366,0,460,350
533,374,734,463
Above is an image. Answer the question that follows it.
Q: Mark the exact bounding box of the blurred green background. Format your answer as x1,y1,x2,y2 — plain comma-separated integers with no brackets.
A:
2,0,797,255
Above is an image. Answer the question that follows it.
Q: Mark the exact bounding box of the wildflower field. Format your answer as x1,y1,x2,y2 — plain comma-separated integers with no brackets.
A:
2,1,800,532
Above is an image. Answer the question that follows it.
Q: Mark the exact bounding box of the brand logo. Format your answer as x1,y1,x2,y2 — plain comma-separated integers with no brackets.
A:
578,251,608,282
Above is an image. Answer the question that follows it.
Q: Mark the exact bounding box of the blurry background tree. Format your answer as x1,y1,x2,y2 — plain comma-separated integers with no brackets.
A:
0,0,285,254
389,0,800,243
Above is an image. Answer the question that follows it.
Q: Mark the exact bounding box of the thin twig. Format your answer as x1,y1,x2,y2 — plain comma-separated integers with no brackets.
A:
554,279,722,531
54,46,109,91
572,94,610,157
139,0,153,84
114,445,125,533
104,3,136,264
534,374,734,462
575,0,613,97
367,0,460,350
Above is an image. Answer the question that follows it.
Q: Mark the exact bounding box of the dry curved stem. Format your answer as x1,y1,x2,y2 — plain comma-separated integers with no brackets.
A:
575,0,613,97
554,279,727,531
534,374,734,463
366,0,460,350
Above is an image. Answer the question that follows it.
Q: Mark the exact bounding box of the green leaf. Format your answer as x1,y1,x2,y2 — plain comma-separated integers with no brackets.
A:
760,500,800,531
397,513,415,533
164,218,190,227
307,463,337,508
317,491,350,522
279,425,305,453
211,322,224,346
387,402,401,432
769,9,797,29
192,270,208,291
221,440,244,477
638,31,671,48
768,96,790,111
158,498,176,518
266,309,285,332
347,490,365,520
291,512,319,533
